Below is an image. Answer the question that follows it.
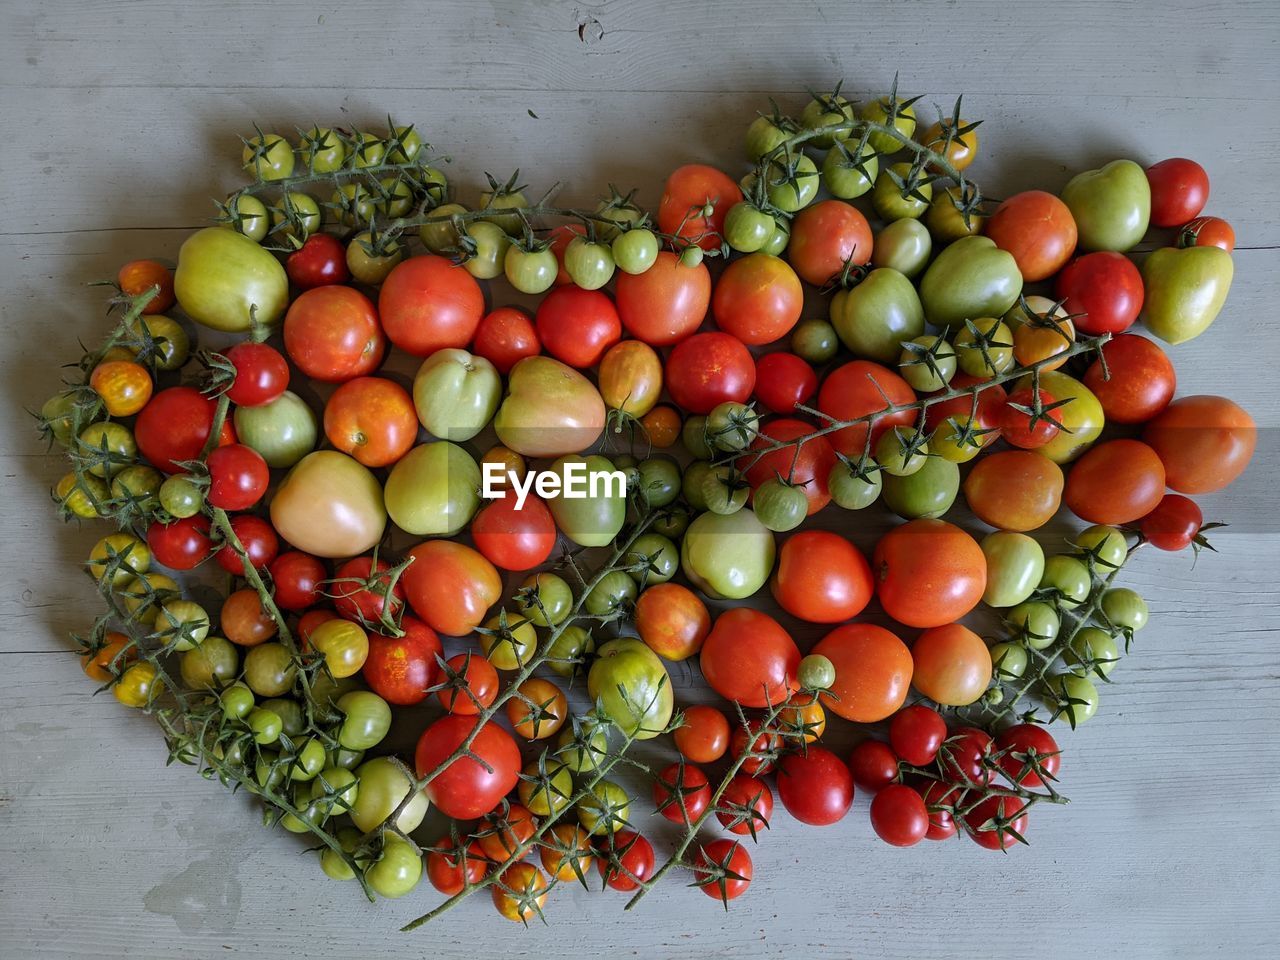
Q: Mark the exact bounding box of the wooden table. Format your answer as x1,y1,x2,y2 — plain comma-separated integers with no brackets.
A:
3,2,1278,957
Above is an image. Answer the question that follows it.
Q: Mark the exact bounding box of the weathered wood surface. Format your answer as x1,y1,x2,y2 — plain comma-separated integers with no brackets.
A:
2,2,1278,957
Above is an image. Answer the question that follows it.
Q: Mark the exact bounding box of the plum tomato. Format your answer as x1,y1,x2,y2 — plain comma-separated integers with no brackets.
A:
1064,439,1166,525
770,530,872,622
812,623,913,723
776,747,854,826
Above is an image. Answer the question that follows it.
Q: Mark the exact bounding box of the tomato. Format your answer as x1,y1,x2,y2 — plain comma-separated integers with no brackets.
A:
472,307,540,374
658,164,743,251
1061,158,1151,252
214,514,278,574
135,387,219,474
981,531,1045,608
118,259,175,314
504,678,567,741
700,609,800,708
384,441,481,536
693,839,752,902
471,493,556,571
1020,370,1105,465
963,450,1064,531
491,863,548,922
378,255,485,357
848,739,900,792
812,624,912,722
1180,215,1235,252
1140,493,1203,551
89,360,152,418
437,652,500,714
665,332,756,415
477,804,537,862
402,540,501,636
918,780,959,841
350,756,427,832
173,227,288,332
82,632,135,683
221,342,287,408
597,831,655,892
1146,158,1209,227
873,519,986,628
308,618,369,678
709,254,803,345
998,387,1063,450
674,705,730,763
923,375,1007,464
830,268,925,364
285,232,349,288
870,783,929,847
1054,251,1144,335
984,190,1078,282
712,775,771,839
753,353,817,415
635,583,710,662
1141,245,1233,344
324,377,417,468
785,199,873,286
770,530,872,623
652,762,711,826
680,509,776,600
1008,296,1076,371
329,555,404,626
415,715,521,820
598,340,663,417
221,587,277,647
918,236,1023,329
534,286,622,369
730,720,781,776
270,451,386,558
543,454,626,547
587,638,674,739
1082,334,1174,424
964,794,1029,851
741,418,836,516
494,356,606,459
995,724,1061,787
888,704,947,766
941,727,998,786
776,747,854,826
910,624,992,706
641,405,681,447
612,252,708,346
268,551,325,611
427,838,488,895
817,360,917,457
1143,395,1255,494
146,516,212,571
233,390,318,469
283,286,385,383
1064,439,1166,524
205,443,268,510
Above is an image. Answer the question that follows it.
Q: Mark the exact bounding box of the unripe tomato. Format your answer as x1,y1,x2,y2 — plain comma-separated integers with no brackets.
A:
118,259,176,314
90,360,153,416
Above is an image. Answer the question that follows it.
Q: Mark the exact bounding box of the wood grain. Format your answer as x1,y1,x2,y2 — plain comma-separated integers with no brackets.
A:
2,2,1279,958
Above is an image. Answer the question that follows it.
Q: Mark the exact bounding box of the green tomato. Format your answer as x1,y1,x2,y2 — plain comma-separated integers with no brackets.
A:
872,162,932,220
504,244,558,294
989,641,1029,680
585,570,639,617
299,127,345,173
516,572,573,627
77,422,136,478
320,827,361,882
954,318,1015,377
463,221,512,280
612,228,660,275
918,236,1023,330
179,635,238,690
242,133,294,181
700,465,749,515
791,318,840,364
288,737,327,781
481,613,537,670
413,166,448,204
332,183,377,227
40,390,87,447
308,767,360,819
243,643,296,697
830,268,925,364
419,203,467,253
1007,601,1061,650
1140,246,1233,345
227,194,269,242
798,653,836,691
1060,159,1150,253
576,779,631,835
347,233,403,284
745,115,792,161
128,315,191,371
246,707,283,745
350,132,385,168
544,454,627,547
376,177,414,218
872,218,932,278
1101,588,1149,633
635,456,681,508
723,202,776,253
821,141,879,199
761,216,791,255
765,153,819,212
546,624,595,679
87,533,150,587
564,236,616,290
587,638,673,740
518,760,575,817
386,124,423,163
173,227,289,332
260,697,305,736
1045,673,1099,726
593,197,643,240
479,186,530,235
881,456,958,520
753,478,809,532
981,531,1045,608
1075,525,1129,571
1065,627,1121,679
623,533,679,585
706,401,759,452
898,335,956,392
681,461,713,511
858,96,917,153
269,192,322,241
874,427,928,477
828,459,882,509
384,441,481,537
1039,555,1092,608
681,416,713,459
799,93,855,147
555,721,609,773
679,246,704,268
220,682,255,720
364,835,423,899
493,355,606,459
336,691,392,751
651,504,693,539
413,348,501,442
155,598,210,651
351,755,428,832
681,509,775,600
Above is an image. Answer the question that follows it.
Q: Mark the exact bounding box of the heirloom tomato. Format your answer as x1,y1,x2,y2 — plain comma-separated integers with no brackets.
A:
680,509,776,600
401,540,502,636
412,348,502,442
665,332,756,414
384,441,481,537
494,356,606,458
984,190,1077,281
712,253,803,345
1060,159,1150,252
269,451,387,558
324,377,417,467
830,267,924,364
587,638,674,739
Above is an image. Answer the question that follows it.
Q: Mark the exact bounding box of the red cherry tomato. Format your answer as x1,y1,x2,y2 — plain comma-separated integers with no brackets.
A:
426,838,488,895
964,794,1029,850
674,705,730,763
1140,493,1204,552
1146,158,1209,228
1179,215,1235,252
548,224,586,285
941,727,997,786
146,515,213,571
995,723,1062,787
848,739,899,792
1054,252,1145,335
206,443,269,510
214,514,279,574
817,359,917,457
729,720,781,776
363,614,444,706
286,232,350,289
223,342,289,408
870,783,930,847
700,608,800,708
664,332,756,414
377,255,484,357
471,307,540,374
1082,334,1176,424
283,285,386,382
770,530,872,622
657,164,743,251
998,387,1063,449
754,352,818,414
535,286,622,369
776,747,854,826
692,838,753,902
330,555,406,626
888,704,948,766
596,831,655,892
470,493,557,572
297,609,337,646
742,418,836,516
985,190,1078,282
614,251,711,346
414,715,521,820
917,780,959,841
712,253,804,345
135,387,220,474
787,200,873,286
652,762,711,826
1064,438,1167,525
436,652,500,715
716,775,774,836
268,551,326,611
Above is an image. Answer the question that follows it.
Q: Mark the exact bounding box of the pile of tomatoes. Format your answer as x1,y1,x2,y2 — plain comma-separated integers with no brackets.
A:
45,94,1258,923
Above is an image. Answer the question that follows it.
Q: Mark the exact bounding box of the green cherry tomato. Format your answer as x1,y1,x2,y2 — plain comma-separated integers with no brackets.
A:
77,422,136,478
1102,588,1149,633
1060,159,1151,253
821,141,879,200
679,245,705,268
179,636,238,690
723,202,776,253
320,827,361,882
898,335,956,392
463,221,512,280
919,236,1023,330
1007,601,1061,650
289,737,328,782
87,533,150,587
309,767,360,819
576,779,632,835
989,641,1029,680
364,835,423,899
220,682,255,720
565,236,616,290
242,133,295,181
635,456,682,508
651,505,693,539
260,697,305,736
1065,627,1121,679
681,461,713,511
299,127,345,173
555,721,609,772
872,218,932,278
386,124,423,163
419,202,467,253
680,509,776,600
872,162,933,220
874,427,928,477
1075,525,1129,571
519,760,574,817
612,228,660,275
858,96,917,153
585,570,640,617
247,706,283,745
155,599,210,651
681,416,713,459
269,192,322,241
754,478,809,532
332,183,376,227
954,318,1015,377
243,642,297,697
1045,673,1100,726
375,177,414,219
745,115,792,161
830,268,925,364
232,390,318,468
706,401,759,452
828,459,882,509
479,186,530,236
516,572,574,627
880,456,959,520
623,533,679,586
765,153,820,212
227,194,269,241
700,465,749,516
791,318,840,364
128,315,191,371
350,756,427,832
336,691,392,751
761,215,791,256
1140,246,1233,345
799,93,855,148
798,653,836,691
1039,555,1092,608
981,531,1046,608
546,625,596,679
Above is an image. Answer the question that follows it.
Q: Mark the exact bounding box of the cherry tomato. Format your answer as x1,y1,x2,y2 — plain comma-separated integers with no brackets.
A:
1140,493,1204,551
776,747,854,826
1179,215,1234,252
640,405,681,448
870,783,930,847
597,831,655,892
848,739,900,792
873,519,986,628
910,624,992,707
889,704,948,766
712,253,803,345
323,376,417,468
754,352,818,414
787,200,873,286
437,652,500,715
506,677,568,740
770,530,872,622
426,838,488,895
378,255,485,357
729,720,781,776
362,615,443,706
1146,158,1209,227
634,582,710,662
214,514,278,574
716,775,773,837
472,306,540,374
118,259,176,313
918,780,959,840
286,232,350,288
90,360,152,417
742,418,836,516
1054,251,1145,335
147,515,213,571
657,164,743,251
539,824,595,882
963,450,1064,532
221,587,278,647
1064,438,1166,525
995,723,1062,787
330,555,405,626
82,632,136,682
998,388,1063,449
471,493,557,572
477,803,537,862
491,863,548,922
1082,334,1175,424
284,285,386,383
135,387,220,474
984,190,1077,281
922,374,1007,463
206,443,269,510
700,609,801,708
674,705,730,763
268,551,326,611
297,609,337,647
223,343,289,408
693,839,753,902
1143,395,1256,494
941,727,997,786
665,332,755,414
652,762,711,825
415,715,521,820
964,794,1029,850
534,286,621,369
817,359,917,457
812,623,913,723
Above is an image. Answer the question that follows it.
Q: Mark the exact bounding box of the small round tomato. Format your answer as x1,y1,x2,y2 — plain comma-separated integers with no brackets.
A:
693,839,753,902
665,332,755,414
535,286,621,369
635,583,710,662
427,838,488,895
614,251,711,346
268,551,325,611
118,259,175,313
1054,251,1144,335
998,388,1063,449
995,724,1061,787
730,721,781,776
910,624,992,707
889,704,948,768
812,624,913,722
873,519,986,628
754,352,818,414
82,632,136,682
652,762,711,825
776,747,854,826
506,677,568,740
742,418,836,516
471,493,557,572
712,253,803,345
1083,334,1175,424
700,609,800,708
963,450,1064,532
221,587,278,647
436,652,500,715
135,387,220,474
491,863,548,922
717,775,773,837
984,190,1077,281
1146,158,1209,227
205,443,269,510
472,307,540,374
870,783,930,847
214,514,278,574
223,343,289,408
1064,439,1166,525
1179,215,1234,252
283,285,385,383
674,705,730,763
848,739,899,792
90,360,152,417
539,824,594,882
597,831,655,892
817,359,917,457
964,794,1029,851
286,232,349,288
1140,493,1203,551
640,405,681,448
770,530,872,623
378,255,485,357
1143,395,1256,494
658,164,743,251
329,555,405,627
147,515,213,571
362,615,442,706
942,727,997,786
787,200,873,286
322,376,417,468
918,780,960,840
308,617,369,678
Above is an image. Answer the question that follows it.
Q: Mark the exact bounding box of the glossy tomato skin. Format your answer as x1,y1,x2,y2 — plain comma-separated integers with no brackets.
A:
535,286,622,368
1082,334,1175,424
910,624,993,707
712,253,804,345
818,360,917,456
984,190,1078,282
918,780,960,840
1140,493,1203,551
471,493,557,571
634,582,710,662
426,838,488,895
1146,158,1209,227
471,307,540,374
848,739,899,792
963,450,1064,531
268,551,326,611
284,285,386,382
674,704,730,763
437,653,500,714
224,342,289,407
364,615,443,706
870,783,930,847
401,540,503,636
1180,215,1234,252
716,775,773,835
1143,395,1256,494
205,443,269,510
147,515,213,570
665,332,755,414
377,255,485,357
286,233,350,289
812,623,913,722
965,794,1029,850
214,514,278,574
331,555,405,625
652,763,711,825
323,377,418,468
1054,252,1144,335
873,519,986,628
700,608,800,708
1064,438,1166,524
995,723,1061,787
692,839,753,901
776,747,854,826
597,831,655,892
414,714,521,820
614,251,711,346
136,387,219,473
787,200,873,286
657,164,743,251
889,704,947,766
770,530,872,622
742,418,836,515
754,353,817,414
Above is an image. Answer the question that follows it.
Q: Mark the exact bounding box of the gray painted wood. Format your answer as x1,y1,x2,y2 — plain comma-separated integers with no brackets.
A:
2,2,1279,957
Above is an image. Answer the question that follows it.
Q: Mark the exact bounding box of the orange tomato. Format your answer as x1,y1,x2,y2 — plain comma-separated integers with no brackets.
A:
873,519,987,629
985,191,1078,282
480,446,527,490
90,360,153,416
920,119,979,171
401,540,502,637
597,340,663,417
779,692,826,743
478,804,538,862
640,405,681,447
1009,297,1076,371
118,259,175,314
221,588,278,646
81,632,135,682
634,583,710,661
491,862,548,922
505,678,568,740
673,704,730,763
1063,439,1166,525
711,253,804,345
1143,395,1256,494
812,624,913,722
539,824,595,882
910,624,992,706
323,376,418,468
963,450,1064,531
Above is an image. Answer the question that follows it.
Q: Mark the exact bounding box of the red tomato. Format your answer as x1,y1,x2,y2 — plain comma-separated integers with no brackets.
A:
692,839,753,902
330,555,405,626
205,443,269,510
401,540,503,636
296,609,337,646
549,224,586,285
323,377,418,468
729,720,781,776
741,418,836,515
716,775,773,836
1141,493,1203,551
941,727,997,786
1054,251,1144,335
712,253,803,345
268,551,326,611
787,200,873,286
1083,334,1176,424
770,530,872,622
888,704,947,766
1064,438,1167,525
657,164,743,251
1146,158,1209,227
415,715,521,820
963,449,1064,532
535,286,622,368
995,723,1061,787
223,343,289,407
918,780,959,840
964,794,1029,851
812,624,913,723
135,387,219,474
363,614,443,706
674,704,730,763
118,259,175,314
283,286,385,382
984,190,1078,282
614,251,711,345
1180,215,1235,252
699,608,800,708
870,783,930,847
848,739,900,792
1143,395,1256,494
286,232,350,289
437,652,500,715
998,387,1062,449
596,831,655,892
470,493,557,571
910,623,992,707
652,762,711,825
873,519,986,628
817,359,917,457
776,747,854,826
922,374,1006,454
664,332,755,414
634,583,710,662
214,514,278,574
471,307,540,374
146,515,213,571
754,352,818,414
426,838,488,895
378,255,485,357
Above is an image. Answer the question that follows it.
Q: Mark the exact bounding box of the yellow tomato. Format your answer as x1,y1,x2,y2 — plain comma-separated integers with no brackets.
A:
114,661,162,708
